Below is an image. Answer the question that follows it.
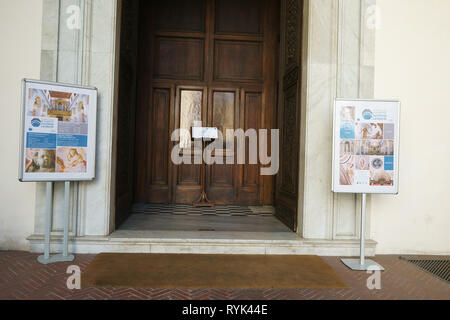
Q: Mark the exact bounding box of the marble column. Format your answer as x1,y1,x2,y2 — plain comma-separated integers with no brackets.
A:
34,0,120,240
299,0,376,240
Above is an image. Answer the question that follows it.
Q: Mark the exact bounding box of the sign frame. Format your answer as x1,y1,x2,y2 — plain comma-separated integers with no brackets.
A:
19,79,98,182
332,98,401,194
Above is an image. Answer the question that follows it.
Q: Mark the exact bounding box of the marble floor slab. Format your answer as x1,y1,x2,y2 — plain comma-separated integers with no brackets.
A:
132,203,275,217
118,213,291,233
117,204,291,233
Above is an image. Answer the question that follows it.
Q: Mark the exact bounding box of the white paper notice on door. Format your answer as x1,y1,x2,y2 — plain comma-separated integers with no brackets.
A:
192,127,219,139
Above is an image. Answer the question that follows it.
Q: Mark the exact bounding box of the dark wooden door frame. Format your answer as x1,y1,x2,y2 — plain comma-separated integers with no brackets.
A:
114,0,140,228
274,0,304,232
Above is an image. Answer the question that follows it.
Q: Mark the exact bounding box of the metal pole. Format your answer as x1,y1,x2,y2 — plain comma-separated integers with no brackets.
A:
44,182,53,259
360,193,367,266
38,181,75,264
341,193,384,271
63,181,70,257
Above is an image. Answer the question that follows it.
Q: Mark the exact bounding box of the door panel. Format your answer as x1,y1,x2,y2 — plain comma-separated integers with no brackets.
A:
274,0,304,231
150,88,170,186
206,88,239,204
276,71,300,229
155,0,206,32
179,89,203,149
215,0,262,35
115,0,139,227
214,40,263,82
154,37,205,80
142,86,174,203
172,87,207,203
236,88,262,204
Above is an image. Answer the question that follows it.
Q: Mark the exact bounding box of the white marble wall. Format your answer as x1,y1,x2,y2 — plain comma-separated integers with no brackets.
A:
33,0,376,245
35,0,120,238
300,0,376,240
36,0,79,238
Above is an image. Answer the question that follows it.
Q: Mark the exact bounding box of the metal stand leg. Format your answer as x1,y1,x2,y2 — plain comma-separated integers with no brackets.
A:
63,181,70,257
360,193,366,266
38,182,53,263
37,182,75,265
341,193,384,271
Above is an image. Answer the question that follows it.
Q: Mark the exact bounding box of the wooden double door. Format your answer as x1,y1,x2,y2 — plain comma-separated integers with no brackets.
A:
134,0,280,205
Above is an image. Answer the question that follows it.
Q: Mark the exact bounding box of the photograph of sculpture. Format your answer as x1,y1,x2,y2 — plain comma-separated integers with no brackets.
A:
355,155,370,170
25,149,56,173
339,154,355,185
356,123,383,140
340,106,355,122
56,147,87,173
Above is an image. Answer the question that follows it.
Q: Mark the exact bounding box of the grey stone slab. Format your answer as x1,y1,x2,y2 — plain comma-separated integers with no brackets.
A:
118,213,291,233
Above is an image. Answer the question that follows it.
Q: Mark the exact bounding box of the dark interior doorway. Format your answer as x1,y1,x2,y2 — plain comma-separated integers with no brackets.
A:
115,0,303,233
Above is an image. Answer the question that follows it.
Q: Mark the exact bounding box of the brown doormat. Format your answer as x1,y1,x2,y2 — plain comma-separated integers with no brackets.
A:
82,253,348,289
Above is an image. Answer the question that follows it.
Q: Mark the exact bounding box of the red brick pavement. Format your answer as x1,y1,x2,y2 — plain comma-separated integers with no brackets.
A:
0,251,448,300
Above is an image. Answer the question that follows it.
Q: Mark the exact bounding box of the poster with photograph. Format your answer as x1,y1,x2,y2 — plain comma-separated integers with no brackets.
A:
19,79,97,182
332,99,400,194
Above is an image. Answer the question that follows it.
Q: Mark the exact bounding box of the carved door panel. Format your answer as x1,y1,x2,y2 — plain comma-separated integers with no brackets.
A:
275,68,300,231
274,0,303,231
115,0,139,228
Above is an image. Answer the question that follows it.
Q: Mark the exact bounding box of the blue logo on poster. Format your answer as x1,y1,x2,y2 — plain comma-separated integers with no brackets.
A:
340,123,355,139
362,109,373,120
31,118,41,127
384,156,394,171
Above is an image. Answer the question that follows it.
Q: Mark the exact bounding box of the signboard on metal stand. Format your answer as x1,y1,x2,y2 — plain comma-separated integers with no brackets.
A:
332,99,401,270
19,79,97,264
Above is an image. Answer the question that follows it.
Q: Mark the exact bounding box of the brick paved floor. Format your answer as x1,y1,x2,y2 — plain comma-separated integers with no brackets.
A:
0,251,448,300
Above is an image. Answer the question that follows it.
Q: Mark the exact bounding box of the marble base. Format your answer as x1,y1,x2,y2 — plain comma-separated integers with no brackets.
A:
341,258,385,271
28,233,377,256
37,253,75,265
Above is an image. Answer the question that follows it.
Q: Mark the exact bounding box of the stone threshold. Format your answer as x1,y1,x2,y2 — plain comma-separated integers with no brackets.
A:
27,232,377,256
